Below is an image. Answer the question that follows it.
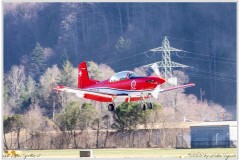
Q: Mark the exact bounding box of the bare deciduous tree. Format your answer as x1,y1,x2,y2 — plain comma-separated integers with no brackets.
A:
6,65,26,110
40,64,61,100
23,104,45,149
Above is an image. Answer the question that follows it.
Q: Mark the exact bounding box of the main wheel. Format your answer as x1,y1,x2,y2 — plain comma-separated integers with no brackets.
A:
108,104,115,111
141,103,147,111
148,102,153,109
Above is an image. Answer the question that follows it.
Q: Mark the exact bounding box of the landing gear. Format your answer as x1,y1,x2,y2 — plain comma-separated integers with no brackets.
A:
140,102,153,111
108,103,115,111
141,103,147,111
147,102,153,109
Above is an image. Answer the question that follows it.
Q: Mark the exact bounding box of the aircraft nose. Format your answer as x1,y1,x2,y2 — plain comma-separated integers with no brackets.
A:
156,77,165,84
146,77,165,84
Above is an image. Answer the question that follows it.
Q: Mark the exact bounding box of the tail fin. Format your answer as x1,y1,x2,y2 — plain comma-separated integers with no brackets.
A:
78,61,99,88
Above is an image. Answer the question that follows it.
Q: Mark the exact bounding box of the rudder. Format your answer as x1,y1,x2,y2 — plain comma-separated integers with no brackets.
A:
78,61,99,88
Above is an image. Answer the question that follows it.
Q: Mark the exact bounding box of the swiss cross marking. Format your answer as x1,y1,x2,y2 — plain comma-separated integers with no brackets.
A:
79,71,82,76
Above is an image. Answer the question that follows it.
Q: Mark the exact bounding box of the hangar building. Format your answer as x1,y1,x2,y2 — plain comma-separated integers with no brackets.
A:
190,121,237,148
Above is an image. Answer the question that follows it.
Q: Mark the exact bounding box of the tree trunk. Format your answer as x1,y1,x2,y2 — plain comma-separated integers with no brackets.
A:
96,120,100,148
10,132,13,149
103,128,109,148
30,133,34,149
74,22,79,57
17,131,20,149
3,132,9,149
81,13,87,49
117,3,123,34
73,130,78,149
102,11,110,48
131,130,136,147
146,129,152,148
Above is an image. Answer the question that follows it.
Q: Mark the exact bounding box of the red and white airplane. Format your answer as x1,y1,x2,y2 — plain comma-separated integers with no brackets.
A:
54,61,195,111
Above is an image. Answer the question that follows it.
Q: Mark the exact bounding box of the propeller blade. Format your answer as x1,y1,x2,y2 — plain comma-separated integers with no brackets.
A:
167,77,178,86
151,63,161,77
152,85,161,99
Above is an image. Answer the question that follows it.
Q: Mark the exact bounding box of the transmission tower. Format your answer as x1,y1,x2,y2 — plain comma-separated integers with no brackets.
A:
145,36,189,78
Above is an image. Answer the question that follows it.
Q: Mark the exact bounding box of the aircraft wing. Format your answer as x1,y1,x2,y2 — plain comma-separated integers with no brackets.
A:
54,85,139,102
151,83,195,99
159,83,195,93
54,86,117,98
54,83,195,102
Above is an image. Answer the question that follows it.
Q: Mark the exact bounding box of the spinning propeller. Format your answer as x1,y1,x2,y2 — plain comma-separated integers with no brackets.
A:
151,63,178,86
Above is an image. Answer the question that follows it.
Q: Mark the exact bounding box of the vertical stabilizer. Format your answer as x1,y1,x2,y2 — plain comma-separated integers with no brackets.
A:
78,62,99,88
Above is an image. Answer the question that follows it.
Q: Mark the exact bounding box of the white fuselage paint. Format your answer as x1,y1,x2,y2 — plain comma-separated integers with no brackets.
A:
85,87,154,97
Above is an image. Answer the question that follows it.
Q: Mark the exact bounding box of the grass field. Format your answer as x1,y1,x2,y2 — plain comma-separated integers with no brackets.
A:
6,148,236,158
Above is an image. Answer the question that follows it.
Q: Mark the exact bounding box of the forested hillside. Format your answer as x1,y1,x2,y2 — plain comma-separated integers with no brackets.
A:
4,2,236,115
3,2,236,150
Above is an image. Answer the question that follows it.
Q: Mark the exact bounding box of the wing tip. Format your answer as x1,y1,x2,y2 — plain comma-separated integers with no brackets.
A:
189,82,196,86
54,85,65,92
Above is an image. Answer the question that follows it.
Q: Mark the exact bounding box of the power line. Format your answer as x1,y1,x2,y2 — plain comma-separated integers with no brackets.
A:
79,36,165,63
77,36,235,71
110,59,236,84
114,63,236,83
184,50,236,61
106,51,149,65
186,73,236,83
113,60,152,71
181,56,236,65
167,36,235,49
190,68,236,78
76,36,236,85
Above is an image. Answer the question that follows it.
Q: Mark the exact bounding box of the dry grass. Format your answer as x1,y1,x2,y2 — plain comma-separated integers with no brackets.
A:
4,148,236,158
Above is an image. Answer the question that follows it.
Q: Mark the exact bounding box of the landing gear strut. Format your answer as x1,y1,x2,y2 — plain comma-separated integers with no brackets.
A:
108,103,115,111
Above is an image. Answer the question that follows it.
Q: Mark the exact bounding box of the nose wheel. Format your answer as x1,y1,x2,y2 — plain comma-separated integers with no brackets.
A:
108,103,115,111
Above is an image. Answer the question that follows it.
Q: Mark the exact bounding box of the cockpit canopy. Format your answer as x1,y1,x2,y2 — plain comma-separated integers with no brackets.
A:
109,71,141,82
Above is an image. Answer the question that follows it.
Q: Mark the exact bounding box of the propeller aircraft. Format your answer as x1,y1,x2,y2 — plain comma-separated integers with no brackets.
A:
54,61,195,111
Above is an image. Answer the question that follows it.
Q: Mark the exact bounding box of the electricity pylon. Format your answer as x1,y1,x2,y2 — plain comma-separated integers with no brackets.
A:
145,36,189,78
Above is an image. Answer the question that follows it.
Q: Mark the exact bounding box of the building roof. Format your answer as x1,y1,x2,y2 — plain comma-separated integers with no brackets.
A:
190,121,237,127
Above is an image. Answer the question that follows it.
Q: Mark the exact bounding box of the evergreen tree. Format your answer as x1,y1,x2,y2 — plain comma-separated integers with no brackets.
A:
58,60,76,86
20,75,37,110
112,102,145,131
60,48,69,65
29,42,46,79
115,36,131,53
112,102,146,147
26,75,36,96
79,103,97,130
4,114,24,149
87,61,102,80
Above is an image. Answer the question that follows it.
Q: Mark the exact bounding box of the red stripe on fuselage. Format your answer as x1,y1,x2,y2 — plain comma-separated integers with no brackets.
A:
84,93,112,102
84,76,164,91
83,93,150,102
125,96,149,102
82,76,165,102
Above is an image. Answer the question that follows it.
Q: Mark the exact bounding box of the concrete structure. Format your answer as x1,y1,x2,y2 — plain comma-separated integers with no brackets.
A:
79,150,94,158
190,121,237,148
